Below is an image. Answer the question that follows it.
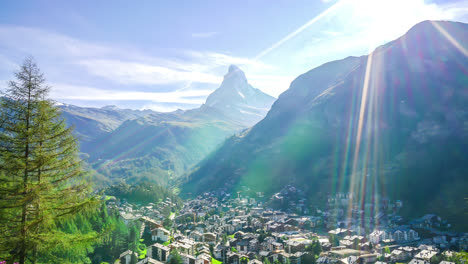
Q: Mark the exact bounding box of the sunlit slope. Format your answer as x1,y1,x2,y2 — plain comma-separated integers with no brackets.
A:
183,20,468,229
60,104,154,151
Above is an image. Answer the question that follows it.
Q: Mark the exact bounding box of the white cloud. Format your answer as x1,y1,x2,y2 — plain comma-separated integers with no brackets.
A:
0,26,122,59
3,0,467,109
140,104,191,112
191,32,218,38
0,24,285,107
50,83,213,105
78,59,222,85
248,74,296,98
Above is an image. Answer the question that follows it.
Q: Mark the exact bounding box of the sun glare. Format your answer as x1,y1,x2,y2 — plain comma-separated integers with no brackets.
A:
345,0,449,49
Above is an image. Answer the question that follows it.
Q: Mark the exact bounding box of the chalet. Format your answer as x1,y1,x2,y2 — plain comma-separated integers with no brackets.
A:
141,216,162,231
195,223,207,233
190,231,203,241
259,251,271,261
178,238,197,255
317,256,339,264
236,240,250,253
391,250,409,261
329,228,351,239
356,254,377,264
414,250,438,262
248,259,263,264
398,246,419,258
180,253,196,264
285,240,304,253
196,253,212,264
136,258,163,264
266,253,281,263
249,239,259,252
148,243,170,262
339,239,354,248
340,256,358,264
289,252,305,264
214,243,228,261
234,231,245,239
328,249,362,259
203,232,217,244
170,242,192,255
358,242,371,251
408,259,430,264
120,212,137,225
120,250,138,264
197,245,211,255
152,227,170,242
260,237,276,251
369,230,386,244
227,251,241,264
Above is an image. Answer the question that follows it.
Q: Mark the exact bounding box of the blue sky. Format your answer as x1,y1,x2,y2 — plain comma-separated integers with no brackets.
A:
1,0,467,111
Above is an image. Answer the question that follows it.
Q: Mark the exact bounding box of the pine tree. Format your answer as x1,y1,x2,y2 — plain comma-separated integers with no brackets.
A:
0,57,98,263
168,249,182,264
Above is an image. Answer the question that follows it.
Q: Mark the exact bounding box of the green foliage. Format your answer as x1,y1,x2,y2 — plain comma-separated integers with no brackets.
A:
231,247,238,253
212,257,223,264
137,243,147,259
302,253,316,264
169,249,182,264
430,254,444,264
0,57,99,263
87,105,246,188
384,246,391,254
449,252,468,264
105,181,181,206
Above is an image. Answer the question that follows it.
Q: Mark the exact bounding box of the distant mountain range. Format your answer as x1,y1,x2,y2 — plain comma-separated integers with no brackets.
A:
60,66,275,186
59,104,153,151
182,20,468,230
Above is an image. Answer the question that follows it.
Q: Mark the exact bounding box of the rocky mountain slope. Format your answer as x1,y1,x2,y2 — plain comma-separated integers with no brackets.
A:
182,20,468,229
205,65,275,126
62,66,275,186
60,104,154,152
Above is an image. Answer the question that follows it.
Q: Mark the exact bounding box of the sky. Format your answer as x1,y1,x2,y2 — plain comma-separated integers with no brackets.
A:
0,0,467,112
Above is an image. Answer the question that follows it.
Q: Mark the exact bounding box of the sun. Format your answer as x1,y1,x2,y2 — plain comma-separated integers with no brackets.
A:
345,0,449,49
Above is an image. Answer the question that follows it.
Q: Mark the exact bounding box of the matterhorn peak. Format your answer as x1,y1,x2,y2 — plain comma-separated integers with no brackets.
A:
228,64,241,73
224,64,247,81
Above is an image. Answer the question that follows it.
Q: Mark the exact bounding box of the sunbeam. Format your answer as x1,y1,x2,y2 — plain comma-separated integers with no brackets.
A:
253,0,344,61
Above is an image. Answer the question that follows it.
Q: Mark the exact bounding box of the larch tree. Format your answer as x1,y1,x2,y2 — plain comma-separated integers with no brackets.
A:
0,57,98,263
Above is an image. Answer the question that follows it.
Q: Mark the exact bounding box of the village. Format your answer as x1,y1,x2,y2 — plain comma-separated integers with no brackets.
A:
106,185,468,264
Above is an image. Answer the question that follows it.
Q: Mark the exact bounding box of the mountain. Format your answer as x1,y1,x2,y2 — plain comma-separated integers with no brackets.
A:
59,104,154,152
182,20,468,230
75,66,275,186
204,65,276,126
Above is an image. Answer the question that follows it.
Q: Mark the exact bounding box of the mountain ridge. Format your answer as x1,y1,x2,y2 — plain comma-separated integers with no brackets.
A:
61,65,275,186
182,20,468,230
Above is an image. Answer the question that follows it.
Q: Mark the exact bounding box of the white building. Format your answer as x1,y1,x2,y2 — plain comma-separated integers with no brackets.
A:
369,230,386,244
152,227,170,242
